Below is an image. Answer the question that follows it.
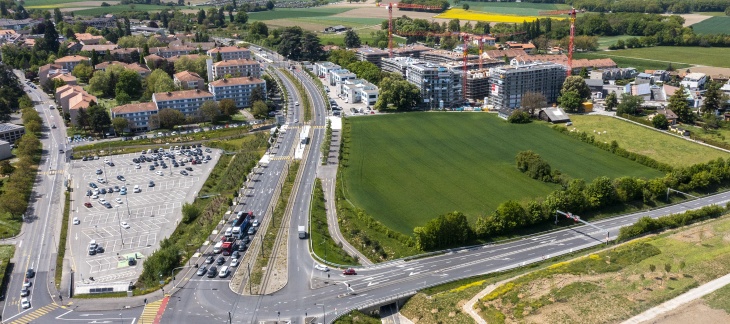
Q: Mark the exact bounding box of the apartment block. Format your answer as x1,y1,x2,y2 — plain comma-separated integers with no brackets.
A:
381,57,418,77
406,62,462,109
207,46,251,61
208,77,266,108
421,49,478,65
94,61,151,78
354,46,389,67
211,59,261,80
174,71,206,90
465,69,490,102
488,62,567,110
74,33,105,45
342,79,379,105
54,55,91,72
54,85,97,126
328,69,357,87
314,61,341,77
0,123,25,143
152,89,214,116
111,102,158,132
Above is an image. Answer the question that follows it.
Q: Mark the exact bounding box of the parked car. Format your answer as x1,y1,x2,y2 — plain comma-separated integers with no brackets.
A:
121,222,130,229
84,202,92,208
21,297,30,309
216,256,225,265
117,175,126,181
25,268,35,278
73,217,81,224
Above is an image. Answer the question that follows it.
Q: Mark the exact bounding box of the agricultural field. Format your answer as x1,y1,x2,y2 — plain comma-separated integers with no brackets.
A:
573,52,691,73
568,115,727,168
475,215,730,324
691,16,730,35
458,1,571,16
72,4,181,16
586,46,730,68
597,35,634,50
248,7,353,21
435,8,548,23
23,0,116,7
342,113,663,234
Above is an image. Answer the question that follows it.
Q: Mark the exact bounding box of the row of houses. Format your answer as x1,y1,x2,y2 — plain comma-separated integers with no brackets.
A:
313,62,379,106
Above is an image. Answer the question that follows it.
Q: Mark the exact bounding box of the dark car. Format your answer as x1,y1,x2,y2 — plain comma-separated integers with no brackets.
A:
205,255,214,264
84,202,93,208
216,256,225,265
95,246,105,253
154,161,159,166
185,167,193,171
232,251,240,259
247,227,256,235
148,181,155,187
82,156,88,161
117,175,126,181
343,268,357,275
133,158,139,163
108,162,115,167
128,257,137,266
114,186,120,192
149,165,155,170
237,242,248,252
86,190,92,196
89,182,97,188
25,268,35,278
100,188,107,194
196,266,207,276
161,164,168,169
207,266,218,278
180,170,188,176
21,287,30,297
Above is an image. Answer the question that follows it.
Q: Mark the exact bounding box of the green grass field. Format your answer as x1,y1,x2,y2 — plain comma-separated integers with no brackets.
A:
573,52,691,72
587,46,730,68
569,115,728,168
691,16,730,35
458,1,570,16
73,4,178,16
0,245,15,290
248,7,352,21
597,35,634,50
343,113,663,234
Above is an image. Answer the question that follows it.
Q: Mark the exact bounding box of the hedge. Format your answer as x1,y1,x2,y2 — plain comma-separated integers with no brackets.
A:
617,205,728,241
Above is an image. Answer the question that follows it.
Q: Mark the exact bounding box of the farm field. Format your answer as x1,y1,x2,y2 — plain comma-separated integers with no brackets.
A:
568,115,727,168
458,1,570,16
586,46,730,68
343,113,663,234
597,35,634,50
25,0,119,9
691,16,730,35
72,4,181,16
573,52,691,72
475,214,730,324
434,8,551,23
248,7,353,21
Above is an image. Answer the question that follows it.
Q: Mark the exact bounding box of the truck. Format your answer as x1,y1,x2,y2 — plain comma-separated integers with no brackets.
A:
221,242,233,256
298,226,306,239
234,211,253,239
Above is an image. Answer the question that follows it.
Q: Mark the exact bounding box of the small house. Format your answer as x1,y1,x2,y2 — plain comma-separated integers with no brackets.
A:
538,107,571,124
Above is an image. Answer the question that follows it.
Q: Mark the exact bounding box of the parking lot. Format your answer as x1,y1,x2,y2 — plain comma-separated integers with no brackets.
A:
68,146,221,287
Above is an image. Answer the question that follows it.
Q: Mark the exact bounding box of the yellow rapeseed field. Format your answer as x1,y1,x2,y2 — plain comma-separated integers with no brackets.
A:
435,9,564,23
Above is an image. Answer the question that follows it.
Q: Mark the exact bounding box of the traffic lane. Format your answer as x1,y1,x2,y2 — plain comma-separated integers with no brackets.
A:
162,275,236,323
55,305,142,323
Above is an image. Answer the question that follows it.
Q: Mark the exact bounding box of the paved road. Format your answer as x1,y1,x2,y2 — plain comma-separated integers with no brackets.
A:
1,73,69,323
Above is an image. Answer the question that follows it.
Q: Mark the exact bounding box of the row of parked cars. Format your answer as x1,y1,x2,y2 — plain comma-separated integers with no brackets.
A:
20,268,35,308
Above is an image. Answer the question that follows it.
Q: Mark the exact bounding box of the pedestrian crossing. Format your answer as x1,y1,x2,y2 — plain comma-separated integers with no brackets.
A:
8,303,59,324
138,295,170,324
39,169,65,175
270,156,292,161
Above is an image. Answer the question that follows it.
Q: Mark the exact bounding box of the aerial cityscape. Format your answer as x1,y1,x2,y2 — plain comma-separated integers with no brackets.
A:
1,0,730,323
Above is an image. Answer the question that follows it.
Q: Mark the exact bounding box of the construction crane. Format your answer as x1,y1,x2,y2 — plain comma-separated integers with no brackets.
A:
538,8,583,75
384,2,444,58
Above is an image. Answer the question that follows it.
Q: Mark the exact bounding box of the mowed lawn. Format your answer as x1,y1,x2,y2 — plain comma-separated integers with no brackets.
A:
343,113,663,234
569,115,729,167
591,46,730,68
573,52,690,72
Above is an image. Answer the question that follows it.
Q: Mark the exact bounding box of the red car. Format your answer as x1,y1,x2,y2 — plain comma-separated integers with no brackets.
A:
84,202,93,208
343,268,357,275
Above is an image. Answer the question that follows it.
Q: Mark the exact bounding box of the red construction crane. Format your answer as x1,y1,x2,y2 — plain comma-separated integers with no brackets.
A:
385,2,444,58
538,8,583,75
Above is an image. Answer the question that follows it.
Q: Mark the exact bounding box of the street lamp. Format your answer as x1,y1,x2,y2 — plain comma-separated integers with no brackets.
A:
124,182,131,217
314,303,326,324
116,205,123,248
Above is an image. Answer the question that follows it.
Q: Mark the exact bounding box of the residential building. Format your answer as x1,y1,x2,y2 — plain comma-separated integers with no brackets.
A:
174,71,205,90
110,48,140,62
75,17,116,29
635,73,653,85
144,54,165,66
680,72,708,90
168,54,206,63
511,54,616,75
0,18,40,31
589,68,637,81
314,61,341,77
0,123,25,143
74,33,105,45
52,73,77,85
54,55,91,71
152,89,214,116
328,69,357,87
354,46,389,67
207,46,251,61
111,102,158,132
392,44,432,58
54,85,97,126
488,62,567,110
406,62,463,109
151,46,194,58
0,140,11,160
472,36,496,48
38,63,68,86
538,108,571,123
421,49,479,65
381,56,418,76
341,79,379,105
465,69,490,102
481,49,527,61
80,44,118,52
211,59,261,80
324,25,348,33
208,77,266,108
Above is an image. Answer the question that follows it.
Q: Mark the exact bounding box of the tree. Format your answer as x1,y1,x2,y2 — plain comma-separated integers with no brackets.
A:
616,93,643,115
250,86,264,104
374,77,421,111
251,100,269,119
508,110,532,124
88,104,111,133
462,3,470,10
143,69,175,100
328,49,357,67
43,19,60,54
112,117,129,135
561,76,591,100
72,62,93,83
413,211,472,251
115,69,142,99
235,10,248,24
668,85,694,123
156,108,185,129
215,51,222,62
219,99,237,116
343,30,361,48
200,100,220,123
521,91,547,116
346,61,381,84
579,67,589,78
75,108,89,129
54,8,63,23
0,160,14,176
558,90,583,113
605,91,618,111
197,9,206,24
266,0,274,10
701,81,722,114
249,21,268,38
652,113,669,130
115,91,131,105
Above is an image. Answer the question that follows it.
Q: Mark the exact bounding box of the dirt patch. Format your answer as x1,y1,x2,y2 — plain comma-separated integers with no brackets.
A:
640,299,730,324
661,13,714,27
671,225,716,244
684,66,730,76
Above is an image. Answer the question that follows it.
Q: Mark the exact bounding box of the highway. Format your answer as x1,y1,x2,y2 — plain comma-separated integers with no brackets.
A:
1,72,69,323
7,51,730,324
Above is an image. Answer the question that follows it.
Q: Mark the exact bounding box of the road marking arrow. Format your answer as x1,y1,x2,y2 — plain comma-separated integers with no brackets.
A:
408,272,421,276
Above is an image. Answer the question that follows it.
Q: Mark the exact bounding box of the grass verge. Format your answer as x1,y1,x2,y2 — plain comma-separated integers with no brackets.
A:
704,282,730,313
0,245,16,293
311,178,357,266
333,310,381,324
74,291,128,299
55,191,70,289
320,120,332,165
248,162,299,292
280,69,312,122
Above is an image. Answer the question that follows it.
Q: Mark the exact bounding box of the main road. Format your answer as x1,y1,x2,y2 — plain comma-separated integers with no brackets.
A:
1,73,70,323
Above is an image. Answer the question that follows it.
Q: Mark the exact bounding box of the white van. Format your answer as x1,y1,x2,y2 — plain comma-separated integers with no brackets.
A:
213,241,223,254
218,266,229,278
224,227,233,237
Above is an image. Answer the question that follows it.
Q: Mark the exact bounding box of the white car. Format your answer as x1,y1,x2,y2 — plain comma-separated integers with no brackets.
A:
21,297,30,309
103,159,109,164
91,194,99,200
23,279,32,287
314,264,329,272
252,219,260,227
115,198,123,204
73,217,80,225
97,178,106,183
230,258,239,267
121,222,130,229
99,198,107,204
135,164,141,169
155,171,163,176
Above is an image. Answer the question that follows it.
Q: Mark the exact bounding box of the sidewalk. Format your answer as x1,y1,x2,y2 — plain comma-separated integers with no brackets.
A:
623,272,730,324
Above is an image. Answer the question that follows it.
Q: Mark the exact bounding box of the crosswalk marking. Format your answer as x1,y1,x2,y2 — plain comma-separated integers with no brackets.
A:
138,296,170,324
39,170,65,175
9,303,58,324
270,156,292,161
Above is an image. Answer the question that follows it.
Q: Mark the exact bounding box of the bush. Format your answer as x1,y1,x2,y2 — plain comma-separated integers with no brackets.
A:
617,205,727,241
507,110,531,124
515,151,555,182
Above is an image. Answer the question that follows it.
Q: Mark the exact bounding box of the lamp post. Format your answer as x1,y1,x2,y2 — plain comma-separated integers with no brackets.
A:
116,205,123,248
314,303,326,324
124,182,131,217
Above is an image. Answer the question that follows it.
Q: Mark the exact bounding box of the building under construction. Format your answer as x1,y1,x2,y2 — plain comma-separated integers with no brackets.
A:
421,49,479,65
464,69,491,103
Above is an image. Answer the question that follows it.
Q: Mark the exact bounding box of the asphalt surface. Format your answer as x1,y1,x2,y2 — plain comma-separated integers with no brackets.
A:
7,51,730,324
1,73,69,323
